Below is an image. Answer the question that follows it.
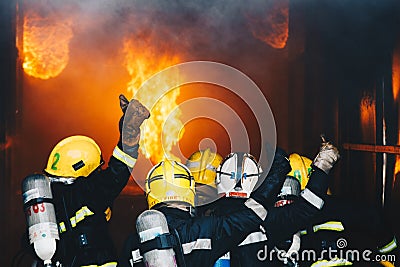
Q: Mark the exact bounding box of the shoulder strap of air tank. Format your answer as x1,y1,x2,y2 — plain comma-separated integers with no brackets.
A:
172,227,186,267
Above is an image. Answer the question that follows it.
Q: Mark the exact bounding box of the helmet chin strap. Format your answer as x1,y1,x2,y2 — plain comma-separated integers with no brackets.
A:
48,176,76,185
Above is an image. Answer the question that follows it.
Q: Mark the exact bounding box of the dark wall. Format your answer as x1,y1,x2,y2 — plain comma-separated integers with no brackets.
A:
0,0,17,266
288,0,400,237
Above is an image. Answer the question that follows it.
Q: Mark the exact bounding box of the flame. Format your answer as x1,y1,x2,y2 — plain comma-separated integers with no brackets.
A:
393,41,400,187
393,43,400,101
21,10,73,79
246,0,289,49
123,39,184,164
395,157,400,177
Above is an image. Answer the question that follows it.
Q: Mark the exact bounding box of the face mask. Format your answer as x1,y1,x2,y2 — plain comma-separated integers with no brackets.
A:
216,153,261,198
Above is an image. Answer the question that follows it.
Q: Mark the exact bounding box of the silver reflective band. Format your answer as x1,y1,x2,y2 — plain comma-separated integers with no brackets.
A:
206,163,217,172
182,238,212,254
81,263,117,267
378,237,397,253
186,161,200,168
132,248,143,263
238,231,267,246
245,198,268,220
113,146,137,168
301,188,324,210
186,161,216,172
49,177,75,184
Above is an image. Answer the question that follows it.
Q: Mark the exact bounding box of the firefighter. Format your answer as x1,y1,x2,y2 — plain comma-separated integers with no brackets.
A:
288,153,398,267
271,176,302,267
185,148,223,214
207,139,339,267
118,139,340,267
23,95,149,267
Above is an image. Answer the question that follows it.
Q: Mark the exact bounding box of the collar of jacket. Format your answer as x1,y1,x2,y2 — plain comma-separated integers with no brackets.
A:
154,206,192,221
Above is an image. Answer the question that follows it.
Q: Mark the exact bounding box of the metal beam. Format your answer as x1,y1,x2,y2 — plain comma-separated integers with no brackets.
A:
343,143,400,155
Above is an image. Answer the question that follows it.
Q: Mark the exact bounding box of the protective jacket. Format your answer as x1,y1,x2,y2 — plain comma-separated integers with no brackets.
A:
50,147,134,267
208,167,329,267
299,196,398,267
118,168,330,267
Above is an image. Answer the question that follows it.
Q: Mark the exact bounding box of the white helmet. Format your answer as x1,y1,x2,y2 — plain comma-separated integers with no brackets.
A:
216,152,262,198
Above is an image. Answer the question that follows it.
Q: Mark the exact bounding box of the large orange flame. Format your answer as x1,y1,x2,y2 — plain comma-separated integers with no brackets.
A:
123,39,184,164
20,10,73,79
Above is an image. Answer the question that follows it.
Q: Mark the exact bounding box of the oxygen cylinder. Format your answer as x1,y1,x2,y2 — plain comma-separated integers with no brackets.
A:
213,252,230,267
22,174,59,266
136,209,177,267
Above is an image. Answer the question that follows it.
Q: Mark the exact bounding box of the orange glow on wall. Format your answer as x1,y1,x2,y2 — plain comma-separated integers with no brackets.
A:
360,94,376,142
394,40,400,186
246,0,289,49
393,43,400,101
395,131,400,187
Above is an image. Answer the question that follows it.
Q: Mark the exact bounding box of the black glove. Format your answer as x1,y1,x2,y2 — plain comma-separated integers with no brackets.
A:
251,147,292,207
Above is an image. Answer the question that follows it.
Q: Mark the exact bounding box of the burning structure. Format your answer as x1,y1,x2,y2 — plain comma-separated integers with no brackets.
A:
1,0,400,265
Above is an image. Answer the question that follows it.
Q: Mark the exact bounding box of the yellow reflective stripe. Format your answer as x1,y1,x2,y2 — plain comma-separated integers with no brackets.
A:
70,216,77,227
311,258,353,266
59,206,95,230
113,146,137,168
313,221,344,232
104,207,112,222
300,229,308,235
378,237,397,254
70,206,94,227
59,222,66,233
380,261,395,267
81,262,117,267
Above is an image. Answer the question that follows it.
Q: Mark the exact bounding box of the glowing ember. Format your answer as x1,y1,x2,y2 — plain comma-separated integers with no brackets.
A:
246,0,289,49
0,136,13,151
21,10,73,79
360,94,376,127
360,93,376,141
123,39,184,164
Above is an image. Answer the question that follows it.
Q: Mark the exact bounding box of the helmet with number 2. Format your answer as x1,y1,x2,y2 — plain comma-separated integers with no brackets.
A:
44,135,103,178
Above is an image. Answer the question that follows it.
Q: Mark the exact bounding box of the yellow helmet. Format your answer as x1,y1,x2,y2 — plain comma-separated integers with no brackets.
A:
186,148,222,187
287,153,312,190
186,149,222,206
145,159,195,209
44,135,103,178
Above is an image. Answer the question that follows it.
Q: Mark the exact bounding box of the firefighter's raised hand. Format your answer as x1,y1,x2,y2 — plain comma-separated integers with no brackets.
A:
119,94,150,147
251,147,291,207
312,135,340,174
